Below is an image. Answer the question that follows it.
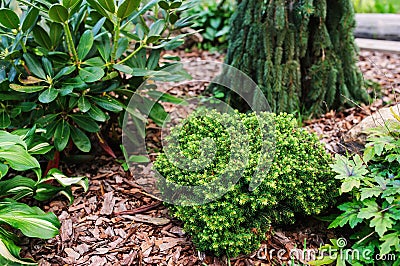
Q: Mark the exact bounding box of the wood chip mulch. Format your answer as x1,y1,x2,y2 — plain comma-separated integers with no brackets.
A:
21,50,400,266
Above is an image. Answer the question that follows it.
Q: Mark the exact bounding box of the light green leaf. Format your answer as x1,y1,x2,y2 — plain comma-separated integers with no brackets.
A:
360,187,382,201
357,200,379,220
62,0,81,9
45,169,88,191
0,145,40,172
0,201,60,239
128,155,150,163
91,96,124,112
0,163,8,179
149,20,165,37
341,179,360,193
0,239,36,265
370,213,394,237
147,90,187,105
380,232,400,255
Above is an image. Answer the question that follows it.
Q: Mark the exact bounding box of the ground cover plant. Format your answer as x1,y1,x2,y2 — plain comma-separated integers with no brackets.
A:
0,128,88,264
352,0,400,13
326,108,400,265
154,110,338,258
182,0,235,51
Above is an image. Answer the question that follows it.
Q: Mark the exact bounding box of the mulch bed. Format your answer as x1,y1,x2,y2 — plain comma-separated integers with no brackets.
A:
23,50,400,266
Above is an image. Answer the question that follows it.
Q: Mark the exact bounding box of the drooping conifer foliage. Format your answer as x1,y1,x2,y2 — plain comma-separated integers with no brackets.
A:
224,0,369,115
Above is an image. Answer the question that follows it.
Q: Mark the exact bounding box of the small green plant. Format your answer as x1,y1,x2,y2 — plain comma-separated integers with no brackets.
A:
352,0,400,13
154,110,337,258
0,0,192,154
328,107,400,265
0,129,88,264
183,0,235,51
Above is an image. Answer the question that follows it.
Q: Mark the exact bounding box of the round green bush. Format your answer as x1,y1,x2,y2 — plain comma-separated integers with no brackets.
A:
154,110,337,257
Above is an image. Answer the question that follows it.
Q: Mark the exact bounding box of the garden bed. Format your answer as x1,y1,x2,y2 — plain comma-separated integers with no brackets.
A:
22,49,400,266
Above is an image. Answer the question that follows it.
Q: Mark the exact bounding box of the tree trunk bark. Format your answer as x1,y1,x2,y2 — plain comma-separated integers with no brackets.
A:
224,0,369,115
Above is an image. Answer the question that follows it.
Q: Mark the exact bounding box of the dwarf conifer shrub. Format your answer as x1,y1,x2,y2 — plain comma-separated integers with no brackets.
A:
154,110,337,257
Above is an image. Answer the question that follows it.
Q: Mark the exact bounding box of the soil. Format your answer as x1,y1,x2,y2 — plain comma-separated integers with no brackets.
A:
23,49,400,266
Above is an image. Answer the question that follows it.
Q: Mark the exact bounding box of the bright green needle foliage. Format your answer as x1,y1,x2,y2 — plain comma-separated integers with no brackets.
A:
154,110,337,257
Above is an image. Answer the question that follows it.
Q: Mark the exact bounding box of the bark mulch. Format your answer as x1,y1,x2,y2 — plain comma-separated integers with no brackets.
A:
23,50,400,266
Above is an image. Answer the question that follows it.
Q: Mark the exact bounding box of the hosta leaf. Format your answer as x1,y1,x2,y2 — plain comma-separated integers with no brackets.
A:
0,176,35,200
39,87,59,103
77,30,94,61
54,120,70,151
0,131,26,149
0,200,60,239
0,9,20,29
70,126,91,152
28,143,52,155
117,0,140,19
49,4,69,23
0,163,8,179
0,239,36,265
70,115,100,132
45,169,89,191
79,67,104,83
0,145,40,172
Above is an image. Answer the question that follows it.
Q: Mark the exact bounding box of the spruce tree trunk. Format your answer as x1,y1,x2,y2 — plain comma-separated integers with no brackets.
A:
224,0,369,115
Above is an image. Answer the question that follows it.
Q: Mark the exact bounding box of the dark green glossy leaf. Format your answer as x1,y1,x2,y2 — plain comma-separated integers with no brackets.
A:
0,9,20,29
70,115,100,132
91,96,124,113
54,66,76,80
63,0,81,9
0,111,11,129
158,1,169,10
87,104,107,122
32,26,52,50
77,30,94,61
147,90,187,105
22,8,39,32
39,87,59,103
49,23,63,48
23,54,46,80
117,0,140,19
42,57,54,77
79,67,104,83
70,126,91,152
49,4,69,23
78,96,91,112
54,120,70,151
98,0,115,13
